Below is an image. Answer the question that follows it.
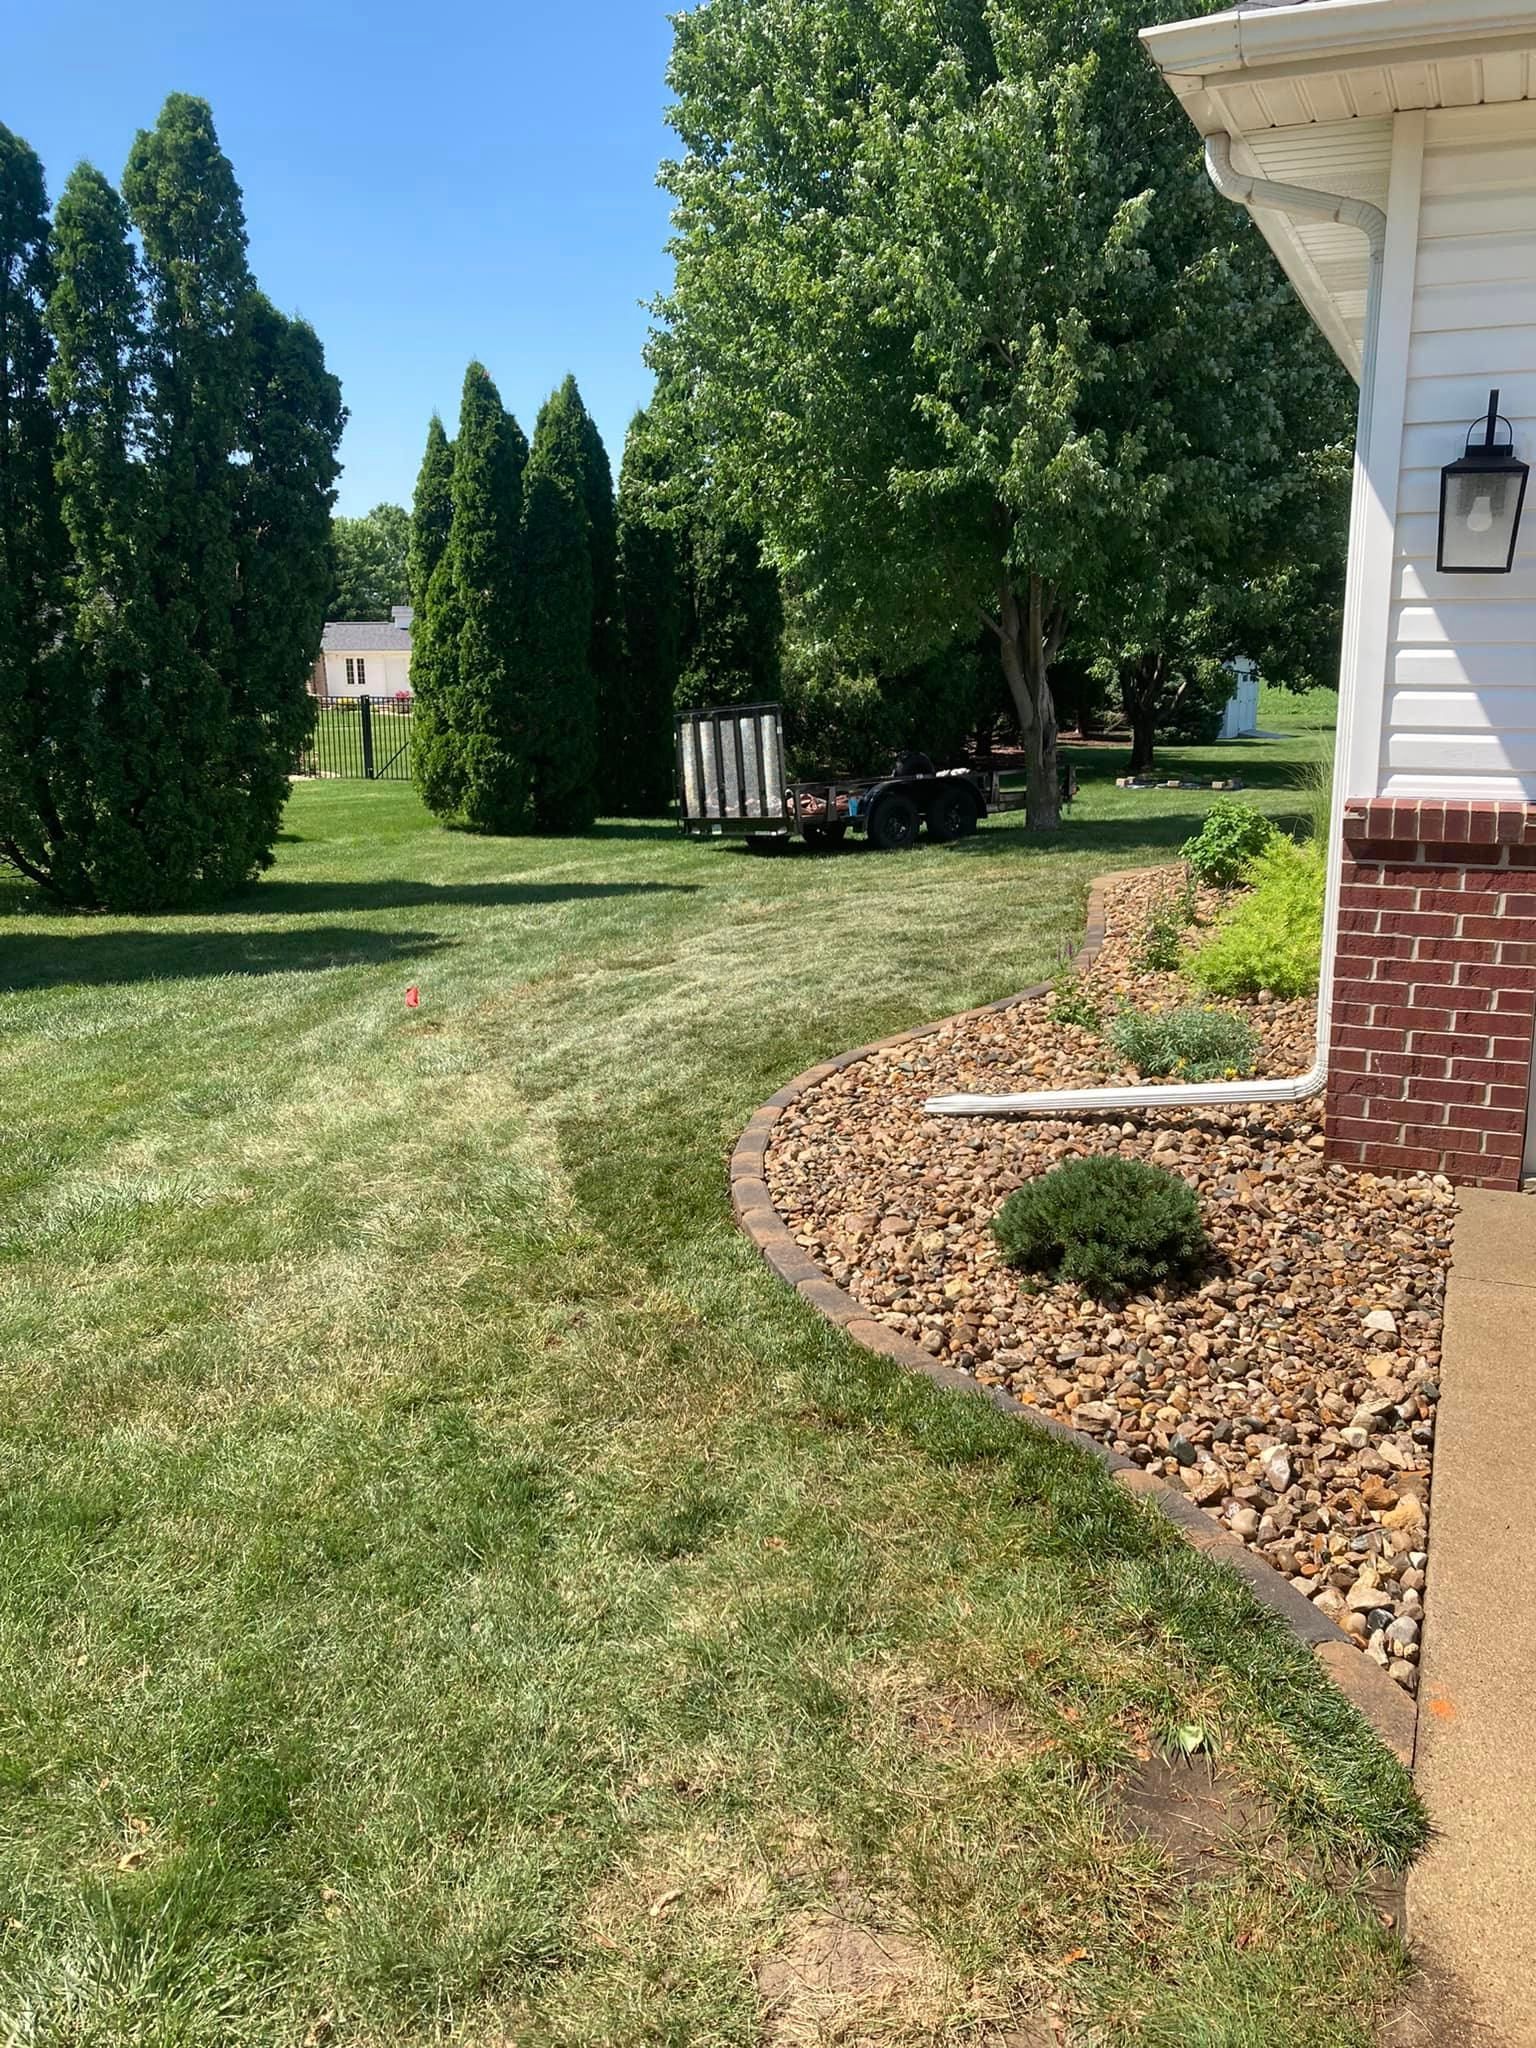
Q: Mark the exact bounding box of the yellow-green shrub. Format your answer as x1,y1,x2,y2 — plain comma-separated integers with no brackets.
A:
1188,837,1324,999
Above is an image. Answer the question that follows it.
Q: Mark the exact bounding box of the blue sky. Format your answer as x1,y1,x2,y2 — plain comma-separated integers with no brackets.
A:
2,0,679,514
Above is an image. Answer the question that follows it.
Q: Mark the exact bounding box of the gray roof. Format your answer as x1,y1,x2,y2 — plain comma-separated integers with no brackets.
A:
321,619,412,654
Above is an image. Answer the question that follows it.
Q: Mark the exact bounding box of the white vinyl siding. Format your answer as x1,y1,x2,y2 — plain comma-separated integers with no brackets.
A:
1383,101,1536,799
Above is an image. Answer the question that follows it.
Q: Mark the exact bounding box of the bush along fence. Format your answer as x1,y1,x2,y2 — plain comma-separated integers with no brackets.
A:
297,696,415,783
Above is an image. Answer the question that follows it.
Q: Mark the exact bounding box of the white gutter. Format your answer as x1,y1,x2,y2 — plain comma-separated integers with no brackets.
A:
926,138,1386,1122
1141,0,1536,87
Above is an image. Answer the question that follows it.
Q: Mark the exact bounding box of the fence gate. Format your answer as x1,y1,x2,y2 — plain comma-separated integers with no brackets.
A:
298,696,414,782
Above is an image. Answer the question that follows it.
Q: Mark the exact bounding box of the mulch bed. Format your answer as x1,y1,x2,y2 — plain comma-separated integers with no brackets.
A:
764,868,1454,1695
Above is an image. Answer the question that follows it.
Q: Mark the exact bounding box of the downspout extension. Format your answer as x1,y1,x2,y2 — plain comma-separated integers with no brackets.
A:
926,138,1387,1122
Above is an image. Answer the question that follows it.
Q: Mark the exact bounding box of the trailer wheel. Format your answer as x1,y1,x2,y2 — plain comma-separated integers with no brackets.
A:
866,793,921,852
802,821,848,849
925,786,979,842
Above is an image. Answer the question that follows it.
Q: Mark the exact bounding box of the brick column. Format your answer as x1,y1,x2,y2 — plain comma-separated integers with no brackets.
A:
1327,798,1536,1190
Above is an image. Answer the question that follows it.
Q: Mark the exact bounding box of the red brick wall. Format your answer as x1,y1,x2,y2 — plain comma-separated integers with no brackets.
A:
1327,798,1536,1189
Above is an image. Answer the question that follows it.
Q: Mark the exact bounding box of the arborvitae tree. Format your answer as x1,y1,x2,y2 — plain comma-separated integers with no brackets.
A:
407,413,453,604
231,296,345,840
678,514,783,711
569,390,621,813
0,125,71,893
407,413,461,814
118,95,257,901
0,97,343,910
413,362,531,832
46,164,154,903
613,408,687,814
524,383,598,832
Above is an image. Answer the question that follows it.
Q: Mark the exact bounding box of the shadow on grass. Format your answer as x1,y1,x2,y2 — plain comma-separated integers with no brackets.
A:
0,878,700,922
0,926,454,995
237,878,700,917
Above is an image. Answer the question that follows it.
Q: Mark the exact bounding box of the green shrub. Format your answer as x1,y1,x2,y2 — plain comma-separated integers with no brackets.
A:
1181,799,1277,886
1137,896,1189,973
1188,837,1324,999
1108,1003,1258,1082
1049,972,1102,1032
992,1157,1208,1299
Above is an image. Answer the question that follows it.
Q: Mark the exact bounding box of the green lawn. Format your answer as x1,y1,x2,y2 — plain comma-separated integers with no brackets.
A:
0,716,1421,2048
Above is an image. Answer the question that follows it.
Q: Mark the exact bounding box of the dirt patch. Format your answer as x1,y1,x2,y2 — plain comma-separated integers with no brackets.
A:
1119,1754,1282,1880
755,1911,938,2043
900,1685,1039,1759
754,1903,1054,2046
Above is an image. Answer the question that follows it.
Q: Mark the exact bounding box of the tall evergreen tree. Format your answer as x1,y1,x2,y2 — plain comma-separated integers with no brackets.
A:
231,296,345,847
566,386,621,813
119,94,255,902
613,407,687,815
413,363,531,832
407,413,453,605
523,383,598,832
42,163,149,902
1,97,343,910
0,125,71,893
407,413,462,815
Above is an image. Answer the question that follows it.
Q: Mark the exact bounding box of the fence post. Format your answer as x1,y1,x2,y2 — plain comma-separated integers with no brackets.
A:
359,695,375,781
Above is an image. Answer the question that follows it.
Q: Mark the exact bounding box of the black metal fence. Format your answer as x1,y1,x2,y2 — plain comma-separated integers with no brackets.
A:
298,695,414,782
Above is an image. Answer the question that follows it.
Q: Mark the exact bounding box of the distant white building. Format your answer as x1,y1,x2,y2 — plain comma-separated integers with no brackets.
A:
1217,657,1261,742
312,606,413,698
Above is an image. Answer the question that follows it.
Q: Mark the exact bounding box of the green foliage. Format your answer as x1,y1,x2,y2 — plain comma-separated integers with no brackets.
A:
613,407,687,814
1108,1004,1258,1083
330,501,409,619
0,123,73,897
413,363,532,834
523,382,598,833
1049,973,1102,1034
1,99,342,912
1137,898,1190,975
659,0,1352,825
780,625,986,777
676,514,782,712
1181,799,1278,887
1189,837,1325,1000
408,414,454,609
992,1157,1208,1300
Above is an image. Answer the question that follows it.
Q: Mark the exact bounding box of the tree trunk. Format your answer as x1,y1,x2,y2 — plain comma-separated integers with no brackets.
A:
1123,653,1164,776
996,572,1063,832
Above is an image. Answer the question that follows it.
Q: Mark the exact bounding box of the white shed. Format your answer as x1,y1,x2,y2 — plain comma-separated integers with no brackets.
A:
1143,0,1536,1191
314,607,414,699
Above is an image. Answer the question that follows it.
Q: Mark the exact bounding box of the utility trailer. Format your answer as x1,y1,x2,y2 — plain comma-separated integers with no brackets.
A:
675,702,1074,851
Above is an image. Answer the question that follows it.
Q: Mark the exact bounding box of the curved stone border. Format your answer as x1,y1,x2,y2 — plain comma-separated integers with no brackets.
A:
729,872,1419,1769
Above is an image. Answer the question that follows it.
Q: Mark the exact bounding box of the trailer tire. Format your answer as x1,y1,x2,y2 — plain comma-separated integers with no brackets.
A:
925,786,979,843
866,793,921,852
802,821,848,849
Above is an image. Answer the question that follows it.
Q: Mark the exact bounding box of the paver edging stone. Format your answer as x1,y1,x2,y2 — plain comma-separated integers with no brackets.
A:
728,869,1419,1770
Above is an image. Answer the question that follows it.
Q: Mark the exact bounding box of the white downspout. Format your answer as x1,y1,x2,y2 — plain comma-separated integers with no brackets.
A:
927,136,1388,1121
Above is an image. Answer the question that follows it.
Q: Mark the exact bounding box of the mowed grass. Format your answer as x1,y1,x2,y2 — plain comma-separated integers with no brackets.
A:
0,716,1421,2048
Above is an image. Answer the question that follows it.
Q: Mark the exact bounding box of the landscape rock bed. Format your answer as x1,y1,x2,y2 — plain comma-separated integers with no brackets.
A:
763,869,1455,1694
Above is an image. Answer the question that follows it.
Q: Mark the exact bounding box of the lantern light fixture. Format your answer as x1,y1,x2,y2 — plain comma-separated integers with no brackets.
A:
1438,389,1529,575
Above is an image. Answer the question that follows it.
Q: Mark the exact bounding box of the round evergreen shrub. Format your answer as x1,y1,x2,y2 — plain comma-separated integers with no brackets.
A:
992,1157,1208,1299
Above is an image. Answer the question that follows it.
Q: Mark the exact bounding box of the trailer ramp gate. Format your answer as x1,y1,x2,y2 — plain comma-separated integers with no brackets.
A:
677,704,787,832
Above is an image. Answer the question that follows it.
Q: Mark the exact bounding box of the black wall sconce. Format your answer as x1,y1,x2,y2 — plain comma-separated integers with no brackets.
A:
1438,388,1529,574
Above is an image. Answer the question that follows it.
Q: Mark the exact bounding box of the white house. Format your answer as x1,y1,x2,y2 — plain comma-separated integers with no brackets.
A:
1140,0,1536,1192
313,606,413,699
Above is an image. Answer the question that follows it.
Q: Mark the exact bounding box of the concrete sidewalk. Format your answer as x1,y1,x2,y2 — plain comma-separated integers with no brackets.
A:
1399,1189,1536,2048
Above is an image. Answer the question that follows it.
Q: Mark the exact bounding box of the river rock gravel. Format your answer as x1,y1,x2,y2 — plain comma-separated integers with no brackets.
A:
763,868,1454,1694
